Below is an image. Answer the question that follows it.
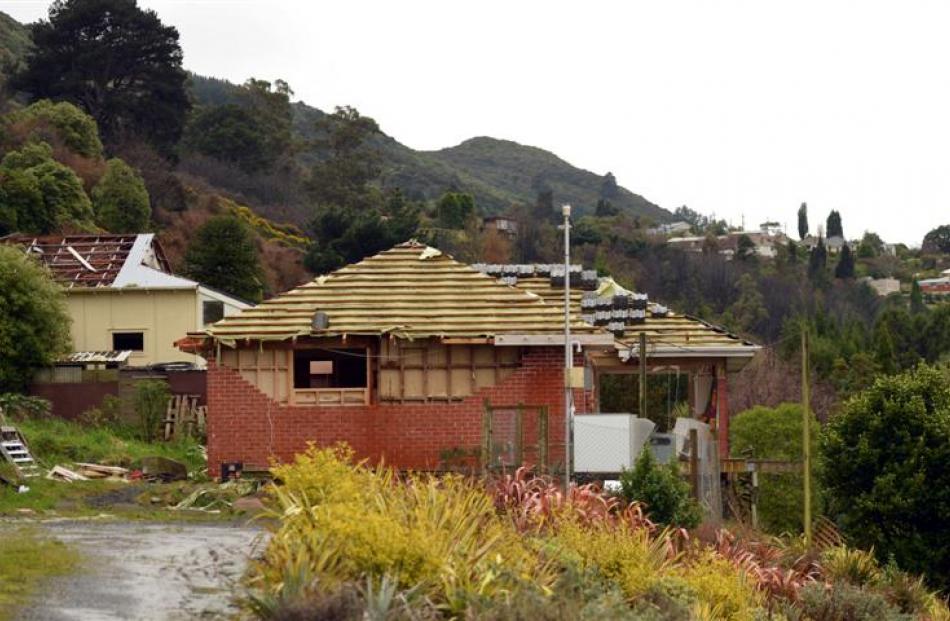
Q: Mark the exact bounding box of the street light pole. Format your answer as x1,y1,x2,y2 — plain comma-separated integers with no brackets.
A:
562,203,573,490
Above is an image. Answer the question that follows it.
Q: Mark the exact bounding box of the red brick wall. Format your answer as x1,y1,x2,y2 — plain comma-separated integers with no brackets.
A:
206,347,589,471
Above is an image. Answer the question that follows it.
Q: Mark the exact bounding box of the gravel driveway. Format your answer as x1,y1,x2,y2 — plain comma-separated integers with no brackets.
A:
7,519,265,620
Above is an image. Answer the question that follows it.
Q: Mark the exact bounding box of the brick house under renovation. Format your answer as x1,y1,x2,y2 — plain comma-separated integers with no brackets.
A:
179,241,759,473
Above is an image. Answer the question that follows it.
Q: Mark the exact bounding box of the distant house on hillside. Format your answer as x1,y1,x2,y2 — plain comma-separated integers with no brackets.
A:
482,215,518,237
646,221,692,237
919,276,950,297
862,277,901,297
667,230,787,259
1,234,251,367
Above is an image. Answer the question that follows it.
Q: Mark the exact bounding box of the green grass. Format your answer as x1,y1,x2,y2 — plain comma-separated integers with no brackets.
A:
0,417,235,520
14,416,206,473
0,528,79,620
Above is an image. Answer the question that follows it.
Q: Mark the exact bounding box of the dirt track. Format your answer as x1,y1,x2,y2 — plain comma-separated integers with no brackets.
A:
8,519,264,620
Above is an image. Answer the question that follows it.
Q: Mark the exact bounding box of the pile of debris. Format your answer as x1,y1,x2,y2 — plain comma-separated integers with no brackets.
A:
47,463,130,482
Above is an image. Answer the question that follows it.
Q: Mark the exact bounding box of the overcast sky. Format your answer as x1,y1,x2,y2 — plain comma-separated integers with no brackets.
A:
4,0,948,245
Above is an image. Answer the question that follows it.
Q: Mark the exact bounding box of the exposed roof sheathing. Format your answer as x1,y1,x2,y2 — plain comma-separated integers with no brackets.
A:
204,242,604,343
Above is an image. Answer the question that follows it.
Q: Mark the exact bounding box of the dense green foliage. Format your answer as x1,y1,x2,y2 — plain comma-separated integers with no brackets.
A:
92,158,150,232
730,403,820,534
303,107,421,273
6,99,102,158
184,215,263,302
0,141,92,233
922,224,950,254
797,202,808,239
13,0,189,153
619,449,702,528
183,78,293,172
0,246,71,392
834,243,855,278
826,209,843,238
820,365,950,587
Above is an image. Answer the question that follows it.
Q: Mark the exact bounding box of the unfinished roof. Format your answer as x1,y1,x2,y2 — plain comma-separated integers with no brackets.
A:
202,242,608,344
0,233,172,289
473,264,758,358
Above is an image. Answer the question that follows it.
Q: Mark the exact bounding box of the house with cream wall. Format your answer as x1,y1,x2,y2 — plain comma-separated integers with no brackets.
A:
2,233,251,367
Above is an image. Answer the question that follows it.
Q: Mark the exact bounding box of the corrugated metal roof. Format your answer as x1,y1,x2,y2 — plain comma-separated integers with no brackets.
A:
204,241,605,343
61,350,132,363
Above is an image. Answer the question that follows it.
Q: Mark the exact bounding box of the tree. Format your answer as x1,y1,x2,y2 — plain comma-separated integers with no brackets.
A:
724,273,768,335
304,190,420,275
797,202,809,240
922,225,950,254
13,0,190,153
619,449,702,528
594,198,619,217
820,366,950,587
6,99,103,158
826,210,843,238
600,171,619,200
910,280,926,315
731,403,820,533
183,78,293,172
0,245,71,392
0,141,93,233
857,231,884,258
736,234,756,261
435,192,475,230
307,105,382,209
184,216,263,302
91,158,150,232
808,237,827,281
834,244,855,279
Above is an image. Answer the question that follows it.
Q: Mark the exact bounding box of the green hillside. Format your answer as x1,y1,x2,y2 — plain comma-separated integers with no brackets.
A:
1,6,670,223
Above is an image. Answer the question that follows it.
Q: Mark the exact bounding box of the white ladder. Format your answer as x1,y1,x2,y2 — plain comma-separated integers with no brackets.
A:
0,426,40,478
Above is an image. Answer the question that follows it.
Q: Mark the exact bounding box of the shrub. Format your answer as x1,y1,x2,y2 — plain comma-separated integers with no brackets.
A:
619,449,702,529
92,158,150,233
794,582,910,621
0,394,51,421
820,365,950,587
731,403,821,534
133,380,169,442
0,247,71,392
6,99,104,159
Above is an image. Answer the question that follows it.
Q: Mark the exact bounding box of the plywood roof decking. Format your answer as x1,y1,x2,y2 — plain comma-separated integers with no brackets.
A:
204,242,605,342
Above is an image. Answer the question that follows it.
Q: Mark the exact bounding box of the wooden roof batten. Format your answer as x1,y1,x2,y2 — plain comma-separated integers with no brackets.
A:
199,241,610,346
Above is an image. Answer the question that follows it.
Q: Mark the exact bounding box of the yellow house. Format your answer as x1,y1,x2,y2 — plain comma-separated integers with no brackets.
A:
2,234,252,367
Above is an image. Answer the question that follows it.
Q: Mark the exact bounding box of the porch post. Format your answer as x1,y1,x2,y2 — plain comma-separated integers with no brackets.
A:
716,362,730,457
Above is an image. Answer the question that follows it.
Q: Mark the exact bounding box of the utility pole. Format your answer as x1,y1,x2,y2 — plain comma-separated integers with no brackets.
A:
639,332,647,421
562,204,573,491
801,322,812,546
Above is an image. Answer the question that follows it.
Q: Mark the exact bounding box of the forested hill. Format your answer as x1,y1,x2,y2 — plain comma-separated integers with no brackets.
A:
195,74,670,221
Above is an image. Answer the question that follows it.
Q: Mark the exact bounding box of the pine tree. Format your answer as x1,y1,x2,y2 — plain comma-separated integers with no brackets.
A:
797,202,809,240
826,210,844,238
834,244,855,279
184,216,263,302
910,280,926,315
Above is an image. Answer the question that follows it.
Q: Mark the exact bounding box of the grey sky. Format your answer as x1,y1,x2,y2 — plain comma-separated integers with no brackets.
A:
4,0,948,245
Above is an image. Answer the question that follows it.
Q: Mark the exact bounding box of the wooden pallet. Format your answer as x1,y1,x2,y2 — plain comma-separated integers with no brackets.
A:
162,394,206,441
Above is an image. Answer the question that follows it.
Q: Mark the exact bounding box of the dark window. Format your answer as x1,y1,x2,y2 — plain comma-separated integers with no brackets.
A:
293,348,367,389
203,300,225,324
112,331,144,351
